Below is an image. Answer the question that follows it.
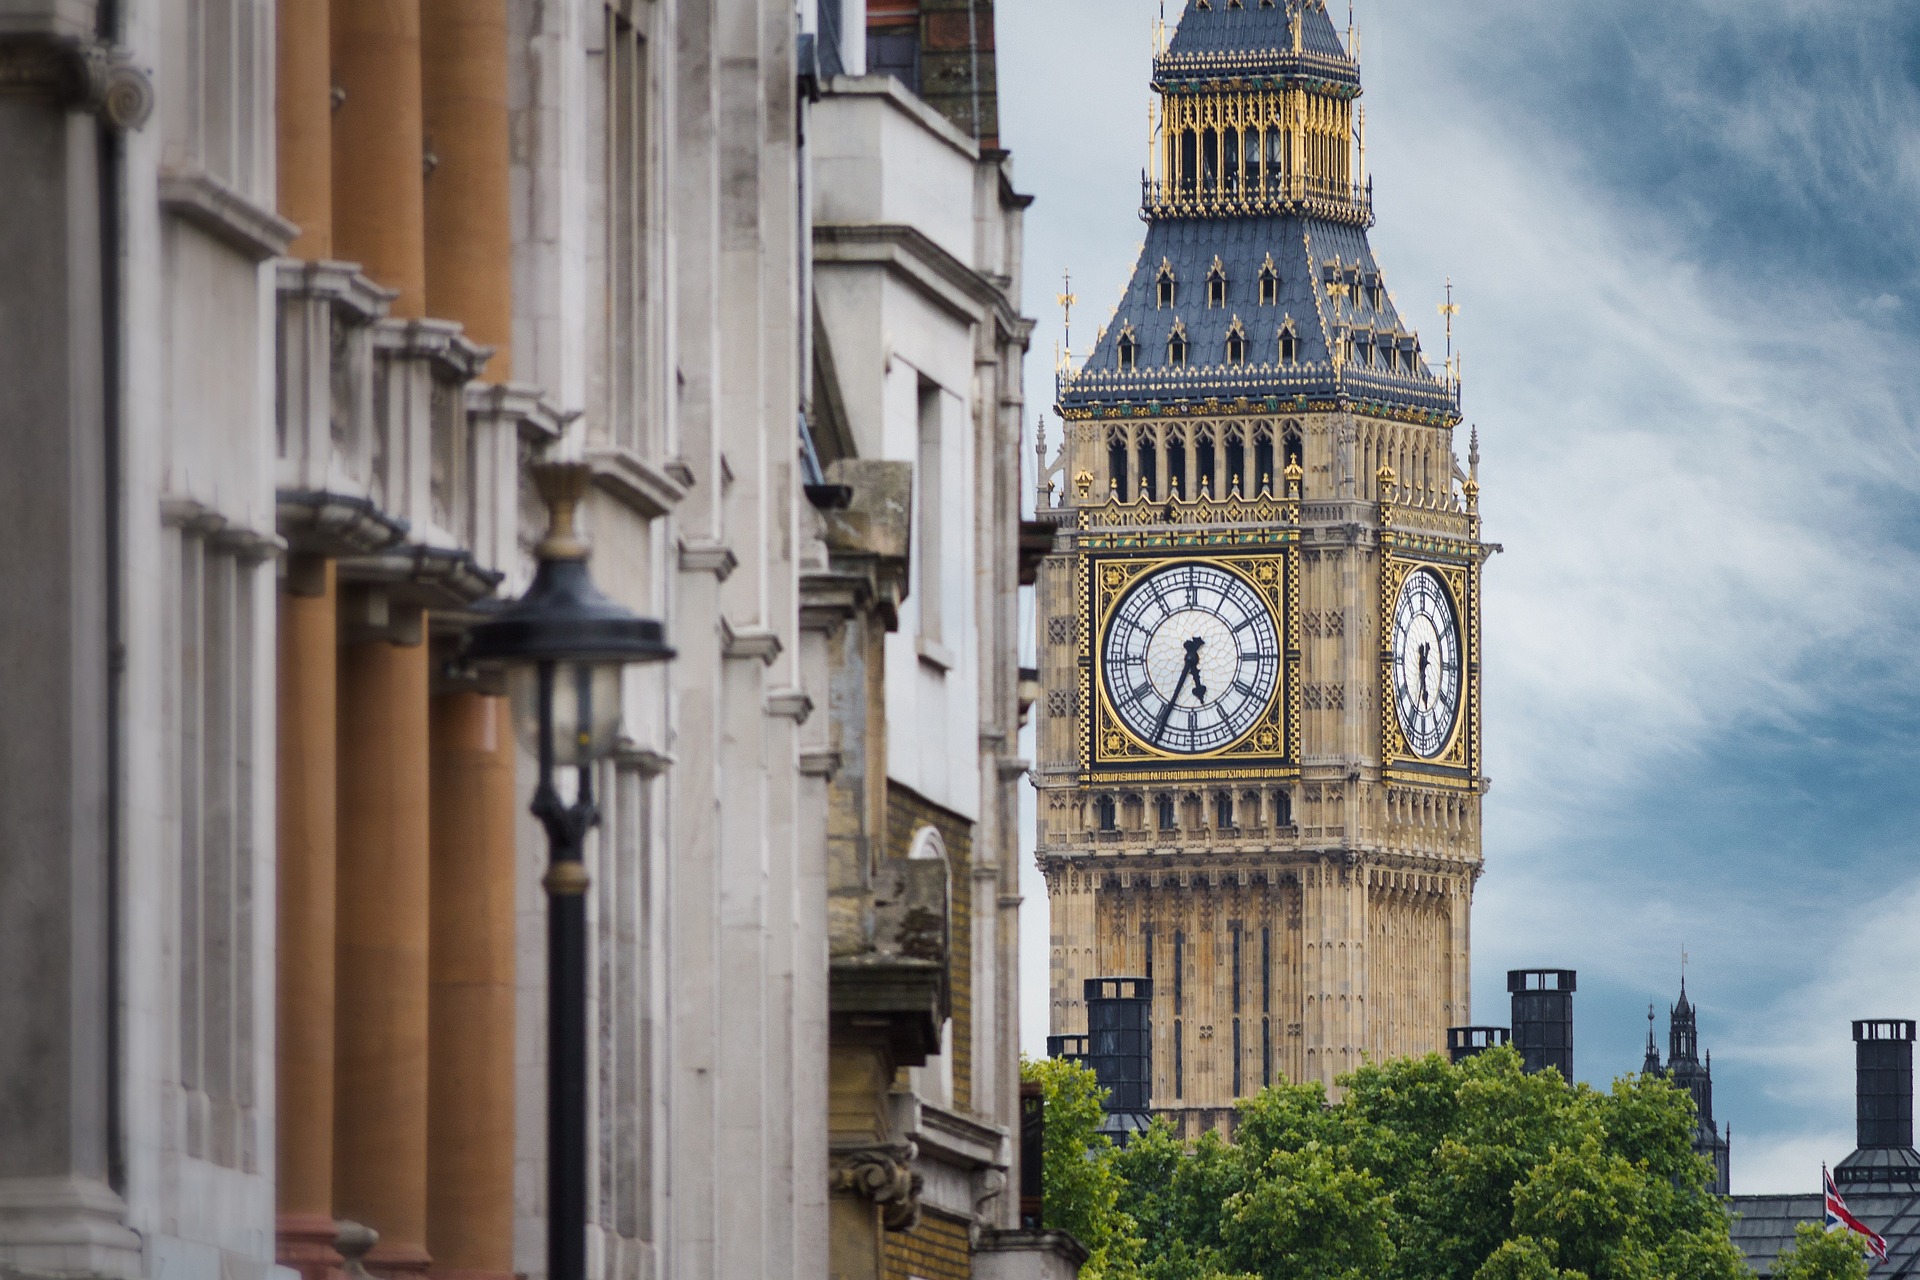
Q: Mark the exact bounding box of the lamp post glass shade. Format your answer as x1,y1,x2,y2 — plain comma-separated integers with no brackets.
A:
465,554,673,766
509,661,622,766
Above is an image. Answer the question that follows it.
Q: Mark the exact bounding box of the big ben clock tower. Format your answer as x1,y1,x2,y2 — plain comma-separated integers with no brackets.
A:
1035,0,1492,1132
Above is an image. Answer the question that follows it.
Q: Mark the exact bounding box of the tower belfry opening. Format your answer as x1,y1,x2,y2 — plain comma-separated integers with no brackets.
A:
1036,0,1490,1134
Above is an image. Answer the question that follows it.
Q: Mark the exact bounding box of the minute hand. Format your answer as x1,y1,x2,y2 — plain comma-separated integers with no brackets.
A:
1152,662,1196,746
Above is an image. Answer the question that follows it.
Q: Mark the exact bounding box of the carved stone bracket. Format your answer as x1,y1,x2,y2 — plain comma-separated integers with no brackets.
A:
830,1143,923,1233
0,35,153,129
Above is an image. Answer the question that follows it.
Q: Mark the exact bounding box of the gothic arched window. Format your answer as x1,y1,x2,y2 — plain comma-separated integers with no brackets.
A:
1207,257,1228,308
1157,261,1177,309
1259,257,1279,306
1096,795,1118,832
1157,795,1176,830
1224,318,1248,367
1116,325,1139,371
1168,320,1189,367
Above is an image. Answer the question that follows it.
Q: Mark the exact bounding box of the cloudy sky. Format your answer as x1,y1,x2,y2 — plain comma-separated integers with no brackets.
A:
1002,0,1920,1195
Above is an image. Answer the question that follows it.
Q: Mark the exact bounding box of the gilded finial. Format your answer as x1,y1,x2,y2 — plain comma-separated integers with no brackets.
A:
1377,463,1397,501
1076,469,1094,499
532,461,594,560
1285,461,1303,499
1109,475,1120,500
1057,268,1079,358
1200,473,1212,500
1138,474,1150,502
1230,474,1242,498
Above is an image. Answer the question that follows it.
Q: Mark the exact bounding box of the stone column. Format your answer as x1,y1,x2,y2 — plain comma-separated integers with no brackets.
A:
277,0,333,258
335,634,433,1276
332,0,427,316
278,559,343,1280
0,60,141,1276
421,0,511,376
425,691,516,1280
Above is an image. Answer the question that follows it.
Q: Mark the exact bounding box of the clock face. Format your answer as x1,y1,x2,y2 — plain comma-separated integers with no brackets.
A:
1390,568,1462,758
1101,562,1282,756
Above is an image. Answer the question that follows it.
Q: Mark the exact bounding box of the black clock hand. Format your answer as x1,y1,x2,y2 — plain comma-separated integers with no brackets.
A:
1183,635,1209,703
1153,663,1193,745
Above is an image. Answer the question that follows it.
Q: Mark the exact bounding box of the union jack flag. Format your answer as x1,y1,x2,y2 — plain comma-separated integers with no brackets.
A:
1826,1165,1890,1263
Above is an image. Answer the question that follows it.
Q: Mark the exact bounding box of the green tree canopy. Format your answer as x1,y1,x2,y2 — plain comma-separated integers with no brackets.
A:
1035,1046,1755,1280
1768,1223,1869,1280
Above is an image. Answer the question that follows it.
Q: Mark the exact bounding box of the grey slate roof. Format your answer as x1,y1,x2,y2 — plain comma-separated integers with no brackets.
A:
1732,1193,1920,1277
1158,0,1358,86
1059,213,1456,420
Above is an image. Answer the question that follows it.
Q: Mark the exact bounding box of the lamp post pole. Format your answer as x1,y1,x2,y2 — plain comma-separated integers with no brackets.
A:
534,661,597,1280
464,463,673,1280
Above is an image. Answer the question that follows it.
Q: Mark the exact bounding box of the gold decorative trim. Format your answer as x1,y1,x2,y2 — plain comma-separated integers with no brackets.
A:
1082,552,1298,777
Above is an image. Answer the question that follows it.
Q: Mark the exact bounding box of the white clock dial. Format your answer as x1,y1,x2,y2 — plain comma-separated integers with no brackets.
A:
1101,562,1281,756
1390,568,1462,758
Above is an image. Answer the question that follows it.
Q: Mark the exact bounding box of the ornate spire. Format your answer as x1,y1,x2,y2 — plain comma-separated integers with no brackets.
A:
1643,1005,1662,1076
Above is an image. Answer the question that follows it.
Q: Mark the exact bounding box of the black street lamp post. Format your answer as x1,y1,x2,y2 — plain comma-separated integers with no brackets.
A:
466,462,673,1280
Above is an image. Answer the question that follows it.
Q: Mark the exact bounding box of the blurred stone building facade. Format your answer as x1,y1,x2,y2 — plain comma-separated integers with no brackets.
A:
0,0,1061,1278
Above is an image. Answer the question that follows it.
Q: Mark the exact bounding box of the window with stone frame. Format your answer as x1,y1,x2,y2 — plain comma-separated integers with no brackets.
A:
178,0,273,200
596,750,660,1244
173,521,267,1171
604,1,655,455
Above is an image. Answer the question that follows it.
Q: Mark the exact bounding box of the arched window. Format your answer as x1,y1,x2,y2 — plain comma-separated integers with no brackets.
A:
1107,428,1128,499
1096,795,1118,832
1225,426,1246,495
1157,795,1176,830
1179,132,1197,196
1196,429,1217,497
908,825,947,862
1157,261,1177,309
1275,790,1293,827
1224,318,1248,367
1259,256,1279,306
1215,792,1235,828
1278,320,1300,364
1253,425,1274,494
1222,129,1240,193
1135,435,1158,499
1202,128,1219,191
1168,320,1189,367
1207,257,1228,308
1284,427,1304,472
1116,325,1139,371
1166,427,1187,499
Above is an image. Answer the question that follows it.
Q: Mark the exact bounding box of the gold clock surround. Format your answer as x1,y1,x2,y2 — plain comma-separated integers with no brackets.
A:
1379,551,1480,785
1083,550,1300,783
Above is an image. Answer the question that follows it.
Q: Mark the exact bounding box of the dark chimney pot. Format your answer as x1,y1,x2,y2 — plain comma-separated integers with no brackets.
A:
1854,1019,1917,1150
1447,1026,1511,1064
1508,969,1577,1079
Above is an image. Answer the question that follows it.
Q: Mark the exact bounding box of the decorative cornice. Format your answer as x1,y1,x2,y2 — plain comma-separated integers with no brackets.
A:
586,443,688,520
764,687,813,723
466,382,569,443
159,169,297,262
274,258,397,321
677,538,738,581
813,223,1024,334
721,622,783,665
276,489,410,558
373,317,493,383
0,33,152,129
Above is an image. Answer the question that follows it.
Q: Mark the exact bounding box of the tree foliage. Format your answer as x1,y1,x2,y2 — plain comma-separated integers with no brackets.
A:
1037,1047,1759,1280
1769,1223,1869,1280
